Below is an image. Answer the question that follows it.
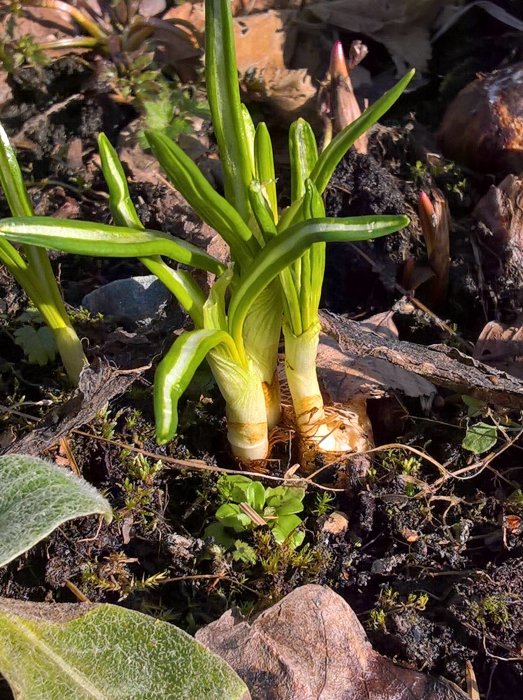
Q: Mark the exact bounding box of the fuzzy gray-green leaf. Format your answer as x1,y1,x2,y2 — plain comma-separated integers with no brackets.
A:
0,598,249,699
0,454,112,568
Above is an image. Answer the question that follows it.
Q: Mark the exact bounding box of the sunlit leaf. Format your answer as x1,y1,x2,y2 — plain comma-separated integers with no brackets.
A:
0,454,111,568
0,598,248,699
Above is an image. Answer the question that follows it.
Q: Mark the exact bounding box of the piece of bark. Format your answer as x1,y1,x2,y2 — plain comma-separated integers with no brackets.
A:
320,310,523,408
197,584,468,700
0,360,141,457
317,334,437,404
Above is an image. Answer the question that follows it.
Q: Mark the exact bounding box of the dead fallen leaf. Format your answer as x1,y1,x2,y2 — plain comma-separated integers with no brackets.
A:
306,0,463,72
197,584,469,700
474,319,523,379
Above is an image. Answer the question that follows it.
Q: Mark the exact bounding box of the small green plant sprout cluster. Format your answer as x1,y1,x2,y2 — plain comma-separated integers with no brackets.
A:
9,0,204,137
0,0,412,461
16,0,198,61
0,124,87,384
205,474,306,551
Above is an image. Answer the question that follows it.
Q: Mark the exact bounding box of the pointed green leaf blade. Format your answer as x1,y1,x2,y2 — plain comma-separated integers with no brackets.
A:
97,133,206,327
0,454,112,568
0,599,249,700
0,123,33,217
289,118,318,203
205,0,253,221
312,69,415,194
146,130,254,267
229,214,409,346
0,216,224,275
97,133,142,229
155,328,239,444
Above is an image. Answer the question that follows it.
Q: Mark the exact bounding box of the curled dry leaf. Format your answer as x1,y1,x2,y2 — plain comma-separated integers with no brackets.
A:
473,174,523,310
474,319,523,380
197,584,469,700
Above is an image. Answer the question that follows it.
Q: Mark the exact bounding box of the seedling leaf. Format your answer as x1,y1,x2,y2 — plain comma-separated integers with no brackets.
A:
14,325,57,366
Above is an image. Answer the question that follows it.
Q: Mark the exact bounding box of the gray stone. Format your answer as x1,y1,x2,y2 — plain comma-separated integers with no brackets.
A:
81,275,171,323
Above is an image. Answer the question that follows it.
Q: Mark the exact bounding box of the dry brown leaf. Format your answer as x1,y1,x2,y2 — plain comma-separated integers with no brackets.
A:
197,584,469,700
474,319,523,380
306,0,463,72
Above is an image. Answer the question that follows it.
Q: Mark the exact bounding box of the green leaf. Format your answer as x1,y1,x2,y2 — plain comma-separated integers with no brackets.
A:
97,133,206,327
232,540,257,564
0,122,33,217
0,216,224,276
154,329,240,444
14,325,57,366
216,475,253,502
245,481,265,512
204,521,236,548
461,395,485,417
265,486,305,515
0,454,112,568
0,598,248,699
229,213,409,348
97,133,142,229
311,69,415,195
254,123,277,221
215,503,251,531
289,118,318,202
462,422,498,455
270,514,302,545
205,0,253,222
145,130,254,268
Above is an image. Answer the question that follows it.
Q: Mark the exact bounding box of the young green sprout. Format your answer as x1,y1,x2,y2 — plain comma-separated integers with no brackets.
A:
0,124,87,384
0,0,412,462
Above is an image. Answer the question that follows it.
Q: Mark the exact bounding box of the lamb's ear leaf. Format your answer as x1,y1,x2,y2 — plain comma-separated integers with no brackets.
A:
0,598,248,699
0,216,225,276
154,328,240,444
0,454,111,568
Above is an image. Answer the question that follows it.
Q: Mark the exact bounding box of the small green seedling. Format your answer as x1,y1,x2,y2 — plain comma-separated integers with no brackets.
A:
0,125,87,383
205,474,306,550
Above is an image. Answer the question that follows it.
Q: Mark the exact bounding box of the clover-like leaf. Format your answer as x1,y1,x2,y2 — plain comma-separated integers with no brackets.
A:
270,514,303,545
14,325,57,366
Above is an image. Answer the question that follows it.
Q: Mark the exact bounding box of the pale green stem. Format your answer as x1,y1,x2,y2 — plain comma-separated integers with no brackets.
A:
283,320,351,452
242,282,282,429
207,349,269,461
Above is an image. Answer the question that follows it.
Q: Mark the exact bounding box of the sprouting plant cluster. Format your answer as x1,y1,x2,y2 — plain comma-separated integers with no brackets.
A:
1,0,206,141
0,0,411,465
205,474,306,555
